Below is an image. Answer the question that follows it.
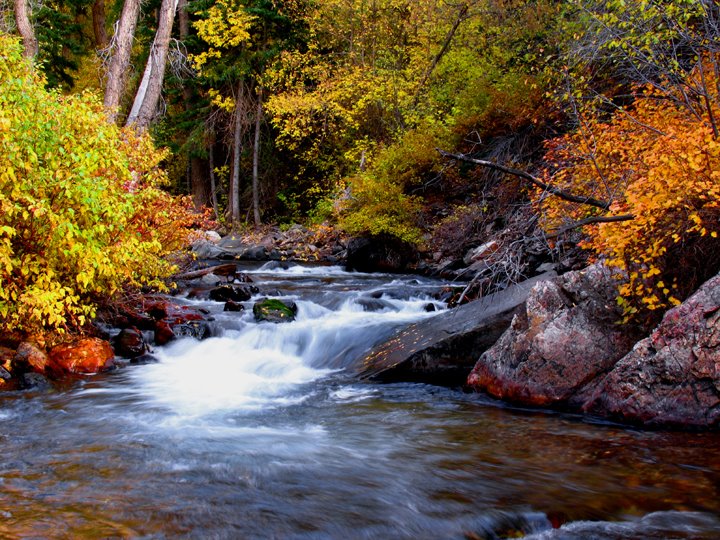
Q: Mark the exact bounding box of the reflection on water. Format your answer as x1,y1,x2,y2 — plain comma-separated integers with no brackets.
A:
1,264,719,539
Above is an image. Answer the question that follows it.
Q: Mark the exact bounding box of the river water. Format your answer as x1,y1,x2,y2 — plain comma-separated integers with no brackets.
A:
2,264,720,539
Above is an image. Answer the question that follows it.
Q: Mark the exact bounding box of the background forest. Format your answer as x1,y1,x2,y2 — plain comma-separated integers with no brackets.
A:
1,0,719,337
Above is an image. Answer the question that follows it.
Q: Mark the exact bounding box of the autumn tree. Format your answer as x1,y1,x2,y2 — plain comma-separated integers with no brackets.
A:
0,34,202,338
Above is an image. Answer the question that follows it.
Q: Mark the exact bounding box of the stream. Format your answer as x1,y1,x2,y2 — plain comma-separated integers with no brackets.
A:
2,263,720,539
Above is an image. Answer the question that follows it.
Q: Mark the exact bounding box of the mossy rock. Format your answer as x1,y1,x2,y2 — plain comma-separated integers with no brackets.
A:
253,298,298,323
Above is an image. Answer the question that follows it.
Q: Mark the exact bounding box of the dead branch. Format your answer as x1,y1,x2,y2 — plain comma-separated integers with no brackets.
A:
437,149,615,211
543,214,635,239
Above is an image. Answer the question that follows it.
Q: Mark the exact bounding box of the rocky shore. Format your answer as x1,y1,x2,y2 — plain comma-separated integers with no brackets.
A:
2,226,718,430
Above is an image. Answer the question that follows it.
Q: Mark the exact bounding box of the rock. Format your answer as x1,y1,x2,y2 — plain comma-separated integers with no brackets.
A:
146,300,206,323
154,321,176,346
130,353,159,365
224,300,245,312
171,321,214,340
536,262,558,274
13,342,49,374
48,338,115,375
355,297,396,312
463,240,499,266
209,285,255,303
467,264,639,407
113,327,148,358
191,238,226,259
241,245,269,261
345,235,419,273
357,273,556,385
583,272,720,428
204,230,222,243
0,366,12,380
424,303,436,312
21,372,52,390
253,298,298,323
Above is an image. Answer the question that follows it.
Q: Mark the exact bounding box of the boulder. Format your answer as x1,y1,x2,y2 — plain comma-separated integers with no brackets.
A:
357,273,555,385
13,342,50,374
223,300,245,312
253,298,298,323
209,285,255,303
467,264,639,407
583,272,720,428
345,235,419,273
154,321,176,346
113,327,148,358
48,338,115,375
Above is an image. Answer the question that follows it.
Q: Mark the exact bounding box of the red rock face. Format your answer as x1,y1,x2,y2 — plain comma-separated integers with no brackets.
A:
48,338,115,375
583,273,720,428
467,264,639,407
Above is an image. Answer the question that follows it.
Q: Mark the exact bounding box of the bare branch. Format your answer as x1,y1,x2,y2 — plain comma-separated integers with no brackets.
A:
437,149,615,210
543,214,635,239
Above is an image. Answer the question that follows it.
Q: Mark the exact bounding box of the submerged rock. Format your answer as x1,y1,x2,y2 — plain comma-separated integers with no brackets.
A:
21,372,52,390
583,272,720,428
357,273,555,385
467,264,639,407
253,298,298,323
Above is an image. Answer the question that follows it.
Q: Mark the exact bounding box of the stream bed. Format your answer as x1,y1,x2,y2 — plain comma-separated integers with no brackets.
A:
2,263,720,539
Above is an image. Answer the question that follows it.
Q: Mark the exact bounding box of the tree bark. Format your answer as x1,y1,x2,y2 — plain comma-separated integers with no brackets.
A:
229,82,245,225
103,0,141,123
91,0,109,49
209,143,219,220
252,88,263,227
125,0,180,131
14,0,38,58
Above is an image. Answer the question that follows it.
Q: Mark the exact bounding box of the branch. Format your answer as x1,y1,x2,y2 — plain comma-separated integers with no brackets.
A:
437,149,615,211
544,214,635,239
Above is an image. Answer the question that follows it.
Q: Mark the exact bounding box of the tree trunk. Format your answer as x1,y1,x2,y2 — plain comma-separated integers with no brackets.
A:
190,156,211,210
229,82,244,225
103,0,141,123
14,0,38,58
411,3,469,107
252,88,263,227
91,0,109,49
209,143,219,220
125,0,180,131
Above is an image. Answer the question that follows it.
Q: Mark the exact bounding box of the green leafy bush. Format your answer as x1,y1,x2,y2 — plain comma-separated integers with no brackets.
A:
0,35,196,337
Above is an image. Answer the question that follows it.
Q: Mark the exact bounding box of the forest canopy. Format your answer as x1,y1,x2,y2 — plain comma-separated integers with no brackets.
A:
2,0,719,327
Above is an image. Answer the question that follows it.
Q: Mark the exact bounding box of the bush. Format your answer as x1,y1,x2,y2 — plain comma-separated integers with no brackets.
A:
539,61,720,323
0,35,199,337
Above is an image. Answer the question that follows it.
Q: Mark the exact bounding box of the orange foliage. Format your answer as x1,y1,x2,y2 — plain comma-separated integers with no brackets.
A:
538,60,720,322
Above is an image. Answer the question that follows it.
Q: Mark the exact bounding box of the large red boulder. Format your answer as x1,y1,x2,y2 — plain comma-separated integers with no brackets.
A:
48,338,116,375
467,264,640,407
583,273,720,428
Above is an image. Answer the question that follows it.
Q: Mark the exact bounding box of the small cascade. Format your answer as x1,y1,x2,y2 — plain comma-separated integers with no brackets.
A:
132,266,445,416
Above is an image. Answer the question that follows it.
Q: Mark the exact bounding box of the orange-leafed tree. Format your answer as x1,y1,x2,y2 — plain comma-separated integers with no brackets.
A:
539,58,720,323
